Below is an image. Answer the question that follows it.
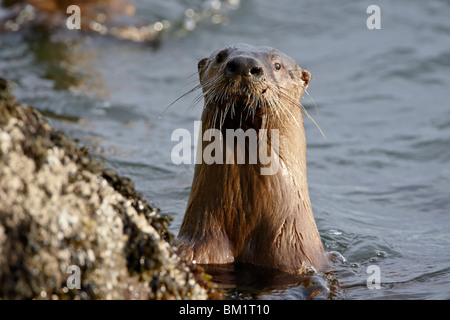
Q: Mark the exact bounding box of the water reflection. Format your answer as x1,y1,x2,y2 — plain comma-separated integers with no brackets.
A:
202,262,342,300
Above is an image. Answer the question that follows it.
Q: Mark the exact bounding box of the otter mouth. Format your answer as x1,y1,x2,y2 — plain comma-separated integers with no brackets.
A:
211,89,268,111
201,66,272,128
207,77,269,106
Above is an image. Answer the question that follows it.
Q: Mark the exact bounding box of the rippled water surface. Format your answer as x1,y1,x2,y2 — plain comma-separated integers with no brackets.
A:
1,0,450,299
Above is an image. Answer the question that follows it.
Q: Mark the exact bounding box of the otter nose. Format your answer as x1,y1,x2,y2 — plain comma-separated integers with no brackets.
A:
225,56,264,78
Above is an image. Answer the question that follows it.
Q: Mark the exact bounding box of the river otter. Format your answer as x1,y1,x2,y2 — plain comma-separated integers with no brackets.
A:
177,43,327,274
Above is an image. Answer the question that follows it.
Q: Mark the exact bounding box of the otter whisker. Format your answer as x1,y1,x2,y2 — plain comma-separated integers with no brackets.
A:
278,88,326,139
162,71,226,117
266,92,288,130
160,84,203,118
212,107,219,128
164,74,225,118
276,98,300,129
189,91,208,111
301,103,326,139
222,104,231,126
304,89,319,117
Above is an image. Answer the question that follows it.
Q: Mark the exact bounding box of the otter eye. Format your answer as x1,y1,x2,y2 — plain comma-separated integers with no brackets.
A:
274,63,282,71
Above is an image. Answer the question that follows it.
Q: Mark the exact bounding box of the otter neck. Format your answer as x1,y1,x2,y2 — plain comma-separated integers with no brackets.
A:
180,101,318,264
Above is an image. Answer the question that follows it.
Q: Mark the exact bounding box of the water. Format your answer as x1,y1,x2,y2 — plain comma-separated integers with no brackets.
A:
1,0,450,299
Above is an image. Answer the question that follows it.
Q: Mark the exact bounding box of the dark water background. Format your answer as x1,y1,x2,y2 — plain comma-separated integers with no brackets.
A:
1,0,449,299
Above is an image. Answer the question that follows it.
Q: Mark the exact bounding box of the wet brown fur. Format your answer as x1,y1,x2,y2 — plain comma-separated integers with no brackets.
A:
178,44,327,273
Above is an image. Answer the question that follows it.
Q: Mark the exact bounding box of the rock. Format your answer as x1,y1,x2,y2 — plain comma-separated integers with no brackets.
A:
0,78,221,300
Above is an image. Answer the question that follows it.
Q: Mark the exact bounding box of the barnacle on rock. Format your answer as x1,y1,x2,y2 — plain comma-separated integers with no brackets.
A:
0,78,222,300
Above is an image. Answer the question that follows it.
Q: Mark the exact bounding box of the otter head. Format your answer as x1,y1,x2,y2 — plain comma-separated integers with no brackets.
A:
197,43,311,130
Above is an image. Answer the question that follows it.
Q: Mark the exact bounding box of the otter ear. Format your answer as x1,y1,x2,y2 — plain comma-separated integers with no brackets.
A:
300,69,311,88
198,58,207,72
